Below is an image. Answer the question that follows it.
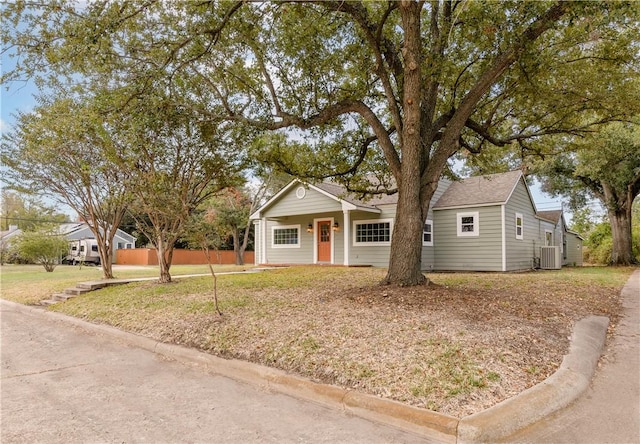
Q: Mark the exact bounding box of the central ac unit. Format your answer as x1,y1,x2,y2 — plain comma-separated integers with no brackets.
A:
540,246,561,270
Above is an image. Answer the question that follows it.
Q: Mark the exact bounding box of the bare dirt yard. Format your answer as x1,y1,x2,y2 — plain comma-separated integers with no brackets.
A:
48,266,632,418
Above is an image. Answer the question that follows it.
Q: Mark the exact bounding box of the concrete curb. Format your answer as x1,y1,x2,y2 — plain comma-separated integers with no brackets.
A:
0,300,609,443
457,315,609,444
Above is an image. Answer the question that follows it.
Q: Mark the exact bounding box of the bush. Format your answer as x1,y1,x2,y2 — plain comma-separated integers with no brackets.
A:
12,230,69,272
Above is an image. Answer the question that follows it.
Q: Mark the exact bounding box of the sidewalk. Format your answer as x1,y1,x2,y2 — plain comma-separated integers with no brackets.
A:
505,269,640,443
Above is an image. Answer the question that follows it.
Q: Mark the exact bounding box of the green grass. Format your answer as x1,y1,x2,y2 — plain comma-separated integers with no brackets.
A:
0,263,252,304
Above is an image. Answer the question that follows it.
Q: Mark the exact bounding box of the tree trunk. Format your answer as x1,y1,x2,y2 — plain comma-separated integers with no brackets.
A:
233,227,244,265
99,247,115,279
384,189,427,285
608,207,636,265
383,2,426,286
156,238,172,283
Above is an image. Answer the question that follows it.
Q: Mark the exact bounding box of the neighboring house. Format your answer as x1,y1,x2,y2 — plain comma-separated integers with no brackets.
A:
250,170,580,271
0,223,136,264
537,210,584,267
0,225,22,247
59,222,136,263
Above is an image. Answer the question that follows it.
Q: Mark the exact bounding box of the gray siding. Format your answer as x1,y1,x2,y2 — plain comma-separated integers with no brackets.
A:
421,178,452,270
565,233,583,266
349,207,395,267
433,206,503,271
504,180,539,270
263,185,342,218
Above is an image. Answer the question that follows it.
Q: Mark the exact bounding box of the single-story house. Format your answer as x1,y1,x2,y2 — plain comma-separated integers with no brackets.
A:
249,170,580,271
537,210,584,267
59,222,136,263
0,222,136,264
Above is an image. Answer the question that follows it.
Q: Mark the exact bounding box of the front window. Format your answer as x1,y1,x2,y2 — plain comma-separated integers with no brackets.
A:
457,212,479,237
423,220,433,246
353,219,392,246
272,225,301,248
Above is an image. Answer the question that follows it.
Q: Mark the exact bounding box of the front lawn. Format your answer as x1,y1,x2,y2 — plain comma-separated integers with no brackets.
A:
1,265,633,417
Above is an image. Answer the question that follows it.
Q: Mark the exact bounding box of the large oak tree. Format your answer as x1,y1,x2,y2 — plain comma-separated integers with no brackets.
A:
3,1,638,285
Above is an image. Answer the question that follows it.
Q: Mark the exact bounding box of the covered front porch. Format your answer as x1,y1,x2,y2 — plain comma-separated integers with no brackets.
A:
250,181,388,267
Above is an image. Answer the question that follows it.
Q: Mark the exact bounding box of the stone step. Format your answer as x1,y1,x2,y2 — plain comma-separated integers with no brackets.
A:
40,299,58,306
64,287,91,296
76,282,108,291
52,293,76,302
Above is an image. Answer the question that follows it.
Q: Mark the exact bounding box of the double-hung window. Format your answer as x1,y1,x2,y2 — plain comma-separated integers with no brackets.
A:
423,220,433,246
457,212,479,237
515,213,524,240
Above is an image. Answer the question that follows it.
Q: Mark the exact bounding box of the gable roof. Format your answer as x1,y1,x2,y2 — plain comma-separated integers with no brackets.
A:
537,210,563,224
432,170,524,209
250,179,382,220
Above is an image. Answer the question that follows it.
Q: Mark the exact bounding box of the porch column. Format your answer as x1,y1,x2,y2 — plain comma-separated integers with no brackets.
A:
261,217,267,264
343,209,350,266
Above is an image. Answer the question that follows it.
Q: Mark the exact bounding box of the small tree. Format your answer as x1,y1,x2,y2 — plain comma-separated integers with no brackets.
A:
184,209,225,315
12,229,68,272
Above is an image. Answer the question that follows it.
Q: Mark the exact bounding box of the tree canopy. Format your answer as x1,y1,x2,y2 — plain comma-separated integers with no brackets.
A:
1,94,131,278
537,122,640,264
3,1,639,284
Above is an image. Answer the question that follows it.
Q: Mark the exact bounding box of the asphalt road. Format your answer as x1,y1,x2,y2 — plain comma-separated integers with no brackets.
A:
0,304,424,444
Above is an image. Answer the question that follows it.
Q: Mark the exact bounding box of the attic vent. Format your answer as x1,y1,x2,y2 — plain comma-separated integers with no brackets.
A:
540,246,561,270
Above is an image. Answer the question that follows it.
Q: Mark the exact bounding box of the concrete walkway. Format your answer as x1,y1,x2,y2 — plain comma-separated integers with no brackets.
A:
505,269,640,443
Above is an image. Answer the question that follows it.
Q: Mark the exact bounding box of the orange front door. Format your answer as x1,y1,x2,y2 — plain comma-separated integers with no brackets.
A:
317,220,331,262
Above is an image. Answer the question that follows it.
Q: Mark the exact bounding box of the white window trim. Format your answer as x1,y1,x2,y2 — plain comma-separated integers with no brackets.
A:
545,230,553,246
352,218,393,246
271,224,301,248
515,212,524,240
457,211,480,237
422,219,434,246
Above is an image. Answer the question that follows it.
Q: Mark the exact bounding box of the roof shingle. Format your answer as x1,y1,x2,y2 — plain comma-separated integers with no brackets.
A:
432,170,523,209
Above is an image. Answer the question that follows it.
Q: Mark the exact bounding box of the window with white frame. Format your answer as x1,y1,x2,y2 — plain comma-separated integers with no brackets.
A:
272,225,301,248
353,219,392,246
457,212,479,237
423,220,433,246
545,230,553,246
515,213,524,240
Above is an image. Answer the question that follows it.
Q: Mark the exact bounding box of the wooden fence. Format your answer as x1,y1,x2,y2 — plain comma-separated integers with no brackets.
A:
116,248,254,265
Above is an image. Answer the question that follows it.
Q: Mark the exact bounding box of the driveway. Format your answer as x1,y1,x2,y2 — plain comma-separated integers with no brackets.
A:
0,302,423,444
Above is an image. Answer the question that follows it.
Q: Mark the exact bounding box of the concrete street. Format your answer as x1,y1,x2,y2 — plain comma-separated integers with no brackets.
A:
0,304,423,444
506,269,640,444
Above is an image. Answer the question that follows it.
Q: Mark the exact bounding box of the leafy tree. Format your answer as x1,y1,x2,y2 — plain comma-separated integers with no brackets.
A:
568,207,598,239
12,229,68,272
537,122,640,265
123,92,245,283
203,189,252,266
3,1,639,285
1,95,131,279
0,190,68,231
